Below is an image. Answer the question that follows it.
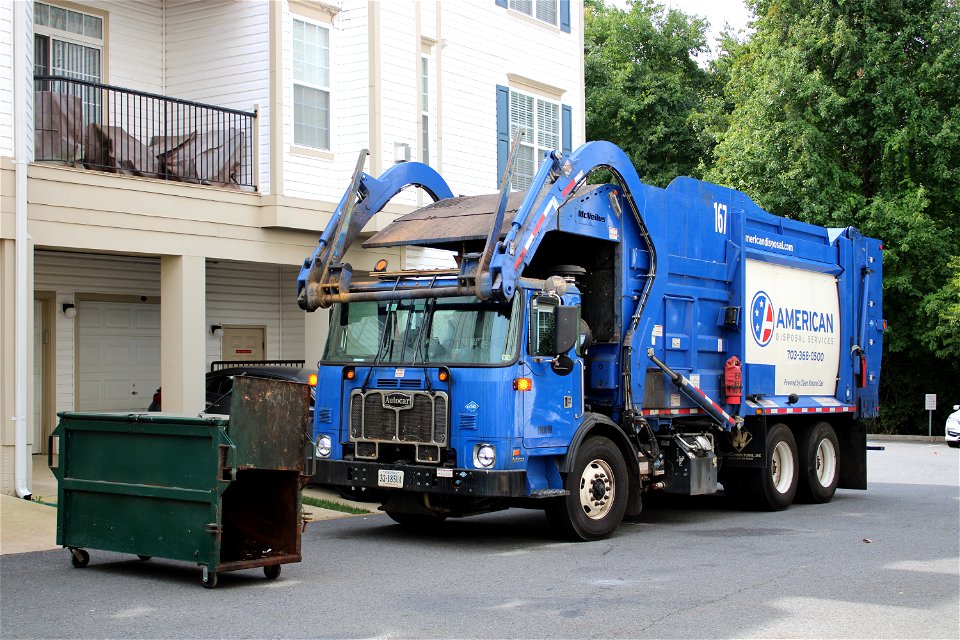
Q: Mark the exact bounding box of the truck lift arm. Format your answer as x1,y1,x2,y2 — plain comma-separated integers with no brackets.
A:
297,150,455,311
472,140,657,301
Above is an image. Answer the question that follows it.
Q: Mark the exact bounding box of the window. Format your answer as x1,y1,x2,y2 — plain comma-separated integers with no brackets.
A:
34,2,103,122
420,55,430,164
509,89,559,191
293,17,331,150
508,0,558,27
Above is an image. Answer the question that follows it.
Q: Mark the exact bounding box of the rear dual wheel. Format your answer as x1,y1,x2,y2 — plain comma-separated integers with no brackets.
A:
796,421,839,504
730,423,799,511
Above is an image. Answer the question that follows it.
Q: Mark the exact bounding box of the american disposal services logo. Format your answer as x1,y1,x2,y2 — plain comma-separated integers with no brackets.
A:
751,291,775,347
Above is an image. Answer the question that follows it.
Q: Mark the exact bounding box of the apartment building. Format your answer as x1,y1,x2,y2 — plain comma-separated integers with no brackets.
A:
0,0,585,495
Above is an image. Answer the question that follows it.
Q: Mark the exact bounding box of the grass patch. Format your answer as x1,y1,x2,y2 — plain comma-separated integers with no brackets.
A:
302,495,371,515
32,497,58,508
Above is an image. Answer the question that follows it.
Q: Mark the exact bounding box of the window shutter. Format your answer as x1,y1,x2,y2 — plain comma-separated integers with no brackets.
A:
496,84,510,185
560,0,571,33
495,0,508,8
561,104,572,156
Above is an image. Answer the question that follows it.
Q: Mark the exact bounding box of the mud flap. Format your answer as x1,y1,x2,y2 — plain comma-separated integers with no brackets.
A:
838,420,867,490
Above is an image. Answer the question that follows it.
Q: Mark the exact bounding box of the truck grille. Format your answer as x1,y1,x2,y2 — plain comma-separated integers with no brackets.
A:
348,390,448,461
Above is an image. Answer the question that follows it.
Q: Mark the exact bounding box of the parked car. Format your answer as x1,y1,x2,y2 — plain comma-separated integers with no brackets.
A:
946,404,960,448
148,364,316,417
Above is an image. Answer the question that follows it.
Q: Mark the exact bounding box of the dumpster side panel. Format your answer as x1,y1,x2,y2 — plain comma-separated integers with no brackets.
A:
60,492,217,563
55,414,226,567
228,377,311,470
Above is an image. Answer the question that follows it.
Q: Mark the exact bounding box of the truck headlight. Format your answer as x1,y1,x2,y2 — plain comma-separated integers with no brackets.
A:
315,434,332,458
473,444,496,469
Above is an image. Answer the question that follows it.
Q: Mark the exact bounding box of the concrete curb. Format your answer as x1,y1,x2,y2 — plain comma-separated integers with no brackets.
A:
867,434,946,443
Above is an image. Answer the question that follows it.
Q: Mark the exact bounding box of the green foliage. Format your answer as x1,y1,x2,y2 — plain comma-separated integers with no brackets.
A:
584,0,713,185
703,0,960,432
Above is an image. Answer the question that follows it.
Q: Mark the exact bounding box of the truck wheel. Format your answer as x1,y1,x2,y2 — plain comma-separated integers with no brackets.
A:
70,548,89,568
263,564,281,580
796,421,839,504
546,436,628,541
201,566,218,589
752,423,799,510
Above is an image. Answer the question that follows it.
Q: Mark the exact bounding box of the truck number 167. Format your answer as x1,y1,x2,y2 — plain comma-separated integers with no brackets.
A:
714,202,728,234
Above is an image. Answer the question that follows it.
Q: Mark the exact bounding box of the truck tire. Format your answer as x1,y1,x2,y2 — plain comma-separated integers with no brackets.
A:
750,423,799,511
795,421,840,504
546,436,628,541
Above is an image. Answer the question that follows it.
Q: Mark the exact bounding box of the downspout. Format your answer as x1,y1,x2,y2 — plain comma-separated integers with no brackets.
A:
13,0,32,499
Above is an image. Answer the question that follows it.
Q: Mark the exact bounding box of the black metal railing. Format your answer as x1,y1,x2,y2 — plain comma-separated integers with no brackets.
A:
34,75,257,189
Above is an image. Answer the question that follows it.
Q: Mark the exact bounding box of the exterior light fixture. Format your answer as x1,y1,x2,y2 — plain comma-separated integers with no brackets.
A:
62,303,77,319
210,324,224,337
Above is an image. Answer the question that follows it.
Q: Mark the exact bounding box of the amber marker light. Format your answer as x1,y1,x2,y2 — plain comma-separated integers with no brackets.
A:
374,258,389,272
513,377,533,391
343,367,356,380
438,368,449,382
308,373,318,387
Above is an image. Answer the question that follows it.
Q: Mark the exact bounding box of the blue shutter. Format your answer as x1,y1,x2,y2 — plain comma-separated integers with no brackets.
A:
495,0,508,7
560,0,571,33
561,104,572,156
496,85,510,184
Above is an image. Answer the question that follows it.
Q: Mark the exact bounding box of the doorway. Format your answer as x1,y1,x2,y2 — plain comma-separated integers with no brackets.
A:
221,326,265,362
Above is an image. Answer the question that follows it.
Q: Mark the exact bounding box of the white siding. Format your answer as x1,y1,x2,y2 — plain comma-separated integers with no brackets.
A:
280,266,306,361
280,0,583,205
163,0,270,193
205,261,304,367
438,2,584,195
282,1,369,201
84,0,164,91
403,246,456,270
0,0,14,157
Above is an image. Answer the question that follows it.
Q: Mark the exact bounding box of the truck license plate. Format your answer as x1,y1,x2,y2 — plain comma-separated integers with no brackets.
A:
378,469,404,488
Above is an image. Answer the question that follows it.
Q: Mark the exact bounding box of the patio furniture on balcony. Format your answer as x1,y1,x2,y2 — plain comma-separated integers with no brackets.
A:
34,75,257,190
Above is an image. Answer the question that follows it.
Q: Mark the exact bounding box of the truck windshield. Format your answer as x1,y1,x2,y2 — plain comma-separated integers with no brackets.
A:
323,296,521,365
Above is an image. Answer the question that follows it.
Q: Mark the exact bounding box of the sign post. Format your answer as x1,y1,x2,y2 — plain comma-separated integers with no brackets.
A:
925,394,937,437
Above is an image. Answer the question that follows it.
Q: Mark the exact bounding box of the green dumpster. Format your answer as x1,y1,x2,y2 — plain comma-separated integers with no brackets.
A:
49,376,311,588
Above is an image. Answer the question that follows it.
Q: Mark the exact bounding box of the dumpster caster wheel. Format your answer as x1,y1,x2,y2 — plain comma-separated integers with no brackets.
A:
137,555,152,561
263,564,281,580
201,566,218,589
70,548,90,568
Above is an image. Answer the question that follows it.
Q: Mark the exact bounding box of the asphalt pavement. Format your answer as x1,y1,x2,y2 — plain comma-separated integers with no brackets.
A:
1,440,957,639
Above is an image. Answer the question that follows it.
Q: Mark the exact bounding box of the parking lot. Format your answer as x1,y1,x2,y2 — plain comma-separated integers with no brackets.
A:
1,439,957,639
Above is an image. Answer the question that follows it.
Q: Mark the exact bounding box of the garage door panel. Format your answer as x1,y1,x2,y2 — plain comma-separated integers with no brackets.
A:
78,301,160,412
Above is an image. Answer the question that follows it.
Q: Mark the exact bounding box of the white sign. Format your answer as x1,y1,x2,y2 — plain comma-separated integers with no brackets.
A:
925,394,937,411
744,260,841,396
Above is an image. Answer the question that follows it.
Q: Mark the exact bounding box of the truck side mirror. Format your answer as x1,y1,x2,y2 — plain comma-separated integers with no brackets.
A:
554,306,580,355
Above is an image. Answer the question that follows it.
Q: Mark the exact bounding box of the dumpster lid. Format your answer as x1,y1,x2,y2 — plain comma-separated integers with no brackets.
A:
56,411,229,426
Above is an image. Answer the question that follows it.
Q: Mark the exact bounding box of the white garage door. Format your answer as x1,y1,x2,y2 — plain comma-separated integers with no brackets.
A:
77,301,161,412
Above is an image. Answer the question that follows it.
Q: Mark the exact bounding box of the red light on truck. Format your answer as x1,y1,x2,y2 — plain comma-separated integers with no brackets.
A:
513,378,533,391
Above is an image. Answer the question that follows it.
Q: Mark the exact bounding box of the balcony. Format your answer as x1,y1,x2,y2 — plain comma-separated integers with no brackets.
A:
33,75,257,190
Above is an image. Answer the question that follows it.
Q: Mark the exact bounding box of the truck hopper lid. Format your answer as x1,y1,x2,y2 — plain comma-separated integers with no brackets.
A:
362,191,529,251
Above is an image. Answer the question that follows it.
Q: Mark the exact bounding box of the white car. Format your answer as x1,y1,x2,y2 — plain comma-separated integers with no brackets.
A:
946,404,960,448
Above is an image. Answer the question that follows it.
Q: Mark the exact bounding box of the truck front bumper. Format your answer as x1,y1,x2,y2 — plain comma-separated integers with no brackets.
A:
313,459,529,498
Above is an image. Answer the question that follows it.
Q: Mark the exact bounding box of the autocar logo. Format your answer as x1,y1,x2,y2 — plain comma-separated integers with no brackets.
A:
751,290,775,347
383,392,414,410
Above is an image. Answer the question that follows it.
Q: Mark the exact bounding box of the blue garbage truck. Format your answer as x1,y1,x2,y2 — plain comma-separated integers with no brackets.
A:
298,140,884,540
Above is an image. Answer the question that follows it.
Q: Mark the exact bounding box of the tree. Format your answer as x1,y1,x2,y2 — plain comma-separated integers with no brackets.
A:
584,0,713,186
705,0,960,431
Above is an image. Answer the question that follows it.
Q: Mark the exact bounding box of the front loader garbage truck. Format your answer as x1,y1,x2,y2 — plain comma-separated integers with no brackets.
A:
297,141,884,541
